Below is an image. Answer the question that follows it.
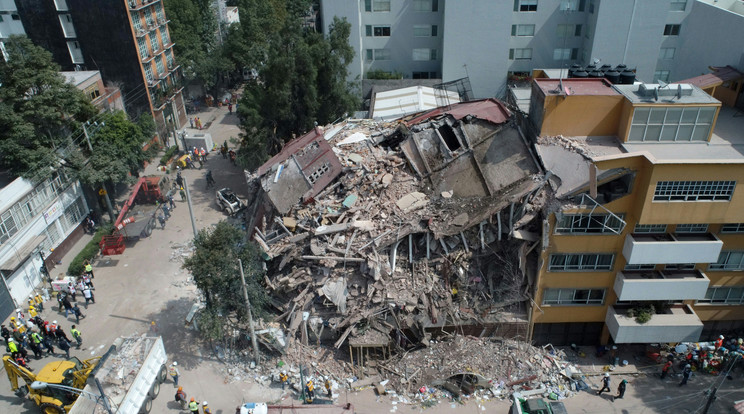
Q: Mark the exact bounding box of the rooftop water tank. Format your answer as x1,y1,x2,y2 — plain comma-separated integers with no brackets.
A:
604,70,621,84
568,66,584,77
572,70,589,78
588,70,604,78
620,70,636,84
600,64,613,72
615,64,628,71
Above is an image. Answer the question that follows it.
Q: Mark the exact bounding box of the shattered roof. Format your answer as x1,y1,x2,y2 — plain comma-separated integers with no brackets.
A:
404,98,511,126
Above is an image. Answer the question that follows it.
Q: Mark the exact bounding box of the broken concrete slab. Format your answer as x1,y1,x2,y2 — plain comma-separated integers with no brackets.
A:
395,192,428,212
314,222,352,236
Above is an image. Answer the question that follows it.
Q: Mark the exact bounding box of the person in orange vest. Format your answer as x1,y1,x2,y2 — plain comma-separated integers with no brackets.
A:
715,335,724,352
175,386,187,409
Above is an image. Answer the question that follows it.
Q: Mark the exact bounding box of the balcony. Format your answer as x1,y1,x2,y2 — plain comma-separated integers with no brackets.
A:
129,0,160,11
613,269,710,301
606,304,703,344
622,233,723,265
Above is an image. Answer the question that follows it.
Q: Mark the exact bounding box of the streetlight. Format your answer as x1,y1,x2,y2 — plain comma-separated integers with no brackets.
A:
30,381,114,414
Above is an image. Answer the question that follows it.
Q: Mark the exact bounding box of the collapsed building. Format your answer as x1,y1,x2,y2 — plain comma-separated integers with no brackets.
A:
242,99,552,369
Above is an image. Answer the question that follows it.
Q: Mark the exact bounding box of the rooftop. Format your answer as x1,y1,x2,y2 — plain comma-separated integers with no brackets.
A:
61,70,100,86
622,106,744,162
612,83,720,105
675,65,744,89
698,0,744,16
535,78,619,96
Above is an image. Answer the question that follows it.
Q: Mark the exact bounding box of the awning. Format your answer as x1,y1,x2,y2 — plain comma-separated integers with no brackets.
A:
0,234,47,272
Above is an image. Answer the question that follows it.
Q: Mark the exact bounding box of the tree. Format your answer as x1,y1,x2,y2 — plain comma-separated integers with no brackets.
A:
0,35,97,182
70,111,155,188
163,0,227,91
233,5,358,171
183,221,269,340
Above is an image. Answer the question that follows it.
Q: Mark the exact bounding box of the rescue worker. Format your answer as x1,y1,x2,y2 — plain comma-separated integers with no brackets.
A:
324,377,332,398
279,370,289,390
175,387,187,409
205,170,215,189
189,397,199,413
169,361,180,386
202,401,212,414
34,294,44,312
71,325,83,349
1,324,10,343
305,380,315,403
715,335,725,352
28,304,37,319
28,330,43,359
661,360,673,379
84,260,95,279
597,373,611,395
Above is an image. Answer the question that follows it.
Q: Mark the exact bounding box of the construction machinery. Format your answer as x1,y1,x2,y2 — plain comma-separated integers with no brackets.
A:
3,355,101,414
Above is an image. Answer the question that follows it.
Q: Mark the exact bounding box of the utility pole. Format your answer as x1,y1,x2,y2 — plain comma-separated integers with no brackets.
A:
702,388,717,414
183,178,198,238
238,258,259,366
83,122,116,222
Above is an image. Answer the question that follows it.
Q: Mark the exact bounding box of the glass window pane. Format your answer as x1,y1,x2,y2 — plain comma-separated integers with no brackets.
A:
543,289,559,302
589,289,604,300
645,125,662,141
660,125,677,141
677,124,694,141
713,289,729,301
632,108,650,124
681,108,699,123
649,108,666,124
698,107,715,123
629,125,646,141
691,125,710,141
728,252,744,267
728,288,744,302
665,108,682,124
573,290,589,301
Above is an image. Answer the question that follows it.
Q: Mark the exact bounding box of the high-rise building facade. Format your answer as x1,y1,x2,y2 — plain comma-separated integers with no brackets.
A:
11,0,187,142
320,0,744,99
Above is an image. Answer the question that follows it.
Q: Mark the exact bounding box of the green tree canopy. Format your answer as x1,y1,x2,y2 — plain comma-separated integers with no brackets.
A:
0,35,97,182
70,111,155,187
234,6,358,171
183,221,269,339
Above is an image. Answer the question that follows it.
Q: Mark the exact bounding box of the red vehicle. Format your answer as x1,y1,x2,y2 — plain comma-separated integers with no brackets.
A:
100,176,170,255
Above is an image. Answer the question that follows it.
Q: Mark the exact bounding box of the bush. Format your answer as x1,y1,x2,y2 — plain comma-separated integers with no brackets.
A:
159,145,180,166
67,224,113,276
627,304,654,324
366,70,403,80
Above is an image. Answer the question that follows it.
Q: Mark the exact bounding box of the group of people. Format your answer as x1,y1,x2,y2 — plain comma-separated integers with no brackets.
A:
219,142,236,165
189,117,204,130
597,373,628,402
170,361,212,413
2,296,84,369
276,370,333,404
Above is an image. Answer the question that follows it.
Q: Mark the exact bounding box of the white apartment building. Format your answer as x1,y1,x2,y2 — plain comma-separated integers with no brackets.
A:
0,173,90,320
320,0,744,99
0,0,25,60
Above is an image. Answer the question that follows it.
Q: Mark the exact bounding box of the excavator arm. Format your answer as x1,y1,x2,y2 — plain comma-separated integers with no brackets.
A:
3,355,36,393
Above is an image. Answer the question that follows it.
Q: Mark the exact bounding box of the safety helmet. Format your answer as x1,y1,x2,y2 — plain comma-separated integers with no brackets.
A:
191,397,195,402
10,317,14,320
8,338,13,342
281,370,286,374
720,335,725,339
53,320,57,324
604,373,609,377
203,401,208,406
178,386,183,391
16,308,20,312
173,361,178,366
685,364,691,369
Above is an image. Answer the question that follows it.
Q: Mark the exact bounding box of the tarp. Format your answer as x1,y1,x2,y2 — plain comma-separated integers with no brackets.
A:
321,278,348,314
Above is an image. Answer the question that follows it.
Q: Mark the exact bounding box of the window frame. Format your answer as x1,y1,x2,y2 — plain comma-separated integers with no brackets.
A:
365,0,391,12
659,47,675,60
721,224,744,233
511,24,535,37
670,0,687,12
629,106,717,142
709,251,744,271
514,0,538,12
413,0,438,12
542,288,606,305
625,263,656,271
698,286,744,304
674,224,708,233
509,48,533,60
413,25,437,37
548,253,615,272
366,25,391,37
653,181,736,202
365,48,391,61
634,224,668,233
554,213,625,235
664,24,681,36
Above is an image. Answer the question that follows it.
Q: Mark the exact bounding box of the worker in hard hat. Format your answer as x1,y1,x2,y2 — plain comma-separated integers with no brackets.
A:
304,380,315,404
324,377,332,398
202,401,212,414
175,386,187,409
189,397,199,413
279,370,289,390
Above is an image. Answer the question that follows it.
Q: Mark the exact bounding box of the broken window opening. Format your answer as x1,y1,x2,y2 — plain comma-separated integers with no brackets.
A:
437,124,461,152
307,162,330,184
573,171,635,205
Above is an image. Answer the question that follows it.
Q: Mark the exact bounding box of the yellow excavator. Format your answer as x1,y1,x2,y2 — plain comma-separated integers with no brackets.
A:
3,355,101,414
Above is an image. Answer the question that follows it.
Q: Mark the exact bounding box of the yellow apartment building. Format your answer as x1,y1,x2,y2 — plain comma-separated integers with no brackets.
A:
526,77,744,345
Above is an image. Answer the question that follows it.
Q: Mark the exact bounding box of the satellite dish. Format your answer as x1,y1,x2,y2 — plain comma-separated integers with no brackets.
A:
658,79,669,88
653,87,659,101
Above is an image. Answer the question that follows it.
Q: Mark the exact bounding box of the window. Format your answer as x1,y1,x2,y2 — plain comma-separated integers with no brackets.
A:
412,48,437,61
11,14,20,20
560,0,584,11
670,0,687,11
625,264,656,270
414,25,437,37
137,37,148,59
553,48,578,60
664,24,681,36
654,181,735,201
548,254,614,271
589,0,595,13
131,11,142,31
675,224,708,233
659,47,675,60
364,0,391,12
365,48,390,61
150,32,160,52
629,106,717,142
557,24,581,37
555,214,625,234
412,71,437,79
514,0,538,12
84,84,100,101
61,197,86,233
144,64,154,83
585,24,591,39
709,252,744,270
654,70,670,83
161,29,170,45
699,287,744,304
413,0,438,11
509,48,532,60
54,0,69,11
665,263,695,270
155,55,165,76
67,41,83,64
543,288,605,305
721,224,744,233
366,25,391,37
166,49,174,68
511,24,535,37
634,224,667,233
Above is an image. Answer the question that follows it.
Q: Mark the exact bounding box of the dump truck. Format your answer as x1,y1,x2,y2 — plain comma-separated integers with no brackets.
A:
100,176,170,255
510,398,567,414
4,336,167,414
69,336,168,414
3,354,101,414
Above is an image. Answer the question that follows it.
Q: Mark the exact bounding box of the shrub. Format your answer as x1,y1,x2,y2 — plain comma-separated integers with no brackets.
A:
366,70,403,80
627,304,655,324
67,224,113,276
159,145,180,166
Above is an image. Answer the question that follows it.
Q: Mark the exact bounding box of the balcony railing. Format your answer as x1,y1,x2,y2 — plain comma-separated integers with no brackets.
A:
129,0,161,11
606,304,703,344
613,269,710,301
622,232,723,265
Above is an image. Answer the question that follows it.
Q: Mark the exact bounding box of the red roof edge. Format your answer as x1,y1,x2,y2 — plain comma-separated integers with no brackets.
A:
404,98,512,127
